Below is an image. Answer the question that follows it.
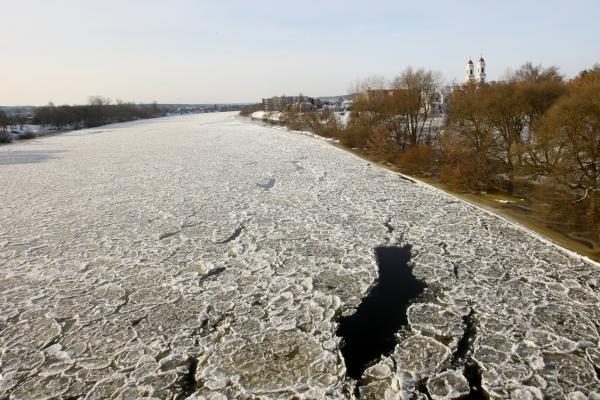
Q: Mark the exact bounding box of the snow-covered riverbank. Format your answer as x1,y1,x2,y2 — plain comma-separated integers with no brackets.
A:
0,112,598,399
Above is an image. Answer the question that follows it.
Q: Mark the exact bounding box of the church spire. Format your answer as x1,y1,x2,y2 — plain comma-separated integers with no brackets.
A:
476,55,486,84
465,58,475,83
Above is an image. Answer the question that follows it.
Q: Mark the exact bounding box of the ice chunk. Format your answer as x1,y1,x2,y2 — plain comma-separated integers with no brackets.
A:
426,369,470,400
394,336,451,380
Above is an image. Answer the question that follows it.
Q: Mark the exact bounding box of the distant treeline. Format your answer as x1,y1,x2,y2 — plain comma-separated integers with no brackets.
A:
0,96,166,143
249,63,600,252
32,97,164,129
1,98,245,144
0,111,10,142
240,103,263,116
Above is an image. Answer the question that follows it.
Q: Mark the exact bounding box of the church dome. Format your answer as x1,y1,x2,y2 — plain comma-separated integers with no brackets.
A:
479,56,485,62
468,59,474,64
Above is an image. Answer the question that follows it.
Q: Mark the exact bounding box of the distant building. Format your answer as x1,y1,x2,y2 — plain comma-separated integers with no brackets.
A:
465,56,486,84
262,95,306,112
363,89,398,102
341,99,353,111
319,97,348,111
428,86,452,115
262,97,273,111
291,101,315,112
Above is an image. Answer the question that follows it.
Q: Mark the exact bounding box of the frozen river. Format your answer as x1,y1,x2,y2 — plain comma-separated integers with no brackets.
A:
0,112,599,399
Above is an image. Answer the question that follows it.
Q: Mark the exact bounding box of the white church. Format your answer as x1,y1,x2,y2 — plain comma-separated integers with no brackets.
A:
465,56,486,84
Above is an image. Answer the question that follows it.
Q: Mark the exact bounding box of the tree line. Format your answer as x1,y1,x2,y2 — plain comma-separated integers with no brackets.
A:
239,103,263,116
1,97,166,143
258,63,600,248
32,96,164,129
0,110,17,142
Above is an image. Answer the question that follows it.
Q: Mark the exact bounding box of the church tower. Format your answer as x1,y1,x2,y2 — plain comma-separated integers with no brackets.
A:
465,58,475,83
476,56,486,84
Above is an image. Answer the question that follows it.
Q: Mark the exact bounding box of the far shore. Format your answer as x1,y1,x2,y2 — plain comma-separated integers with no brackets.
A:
0,113,215,146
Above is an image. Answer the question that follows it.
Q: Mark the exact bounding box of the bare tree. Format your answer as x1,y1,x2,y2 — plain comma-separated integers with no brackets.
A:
0,111,12,143
390,67,442,147
347,75,387,100
88,96,112,106
0,110,10,132
538,69,600,240
513,62,563,82
442,82,502,190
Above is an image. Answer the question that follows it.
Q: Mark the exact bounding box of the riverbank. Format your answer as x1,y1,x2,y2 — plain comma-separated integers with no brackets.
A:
0,114,194,146
0,119,164,145
0,127,76,145
247,112,600,262
355,154,600,263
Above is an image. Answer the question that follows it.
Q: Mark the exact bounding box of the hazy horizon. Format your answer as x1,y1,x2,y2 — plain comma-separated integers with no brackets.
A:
2,0,599,106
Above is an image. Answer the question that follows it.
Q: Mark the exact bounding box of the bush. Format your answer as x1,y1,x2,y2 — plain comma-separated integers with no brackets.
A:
315,125,343,139
439,162,476,191
531,181,585,233
394,144,435,175
362,126,397,162
240,103,263,116
438,136,490,192
284,112,306,131
338,125,369,149
0,131,12,143
17,132,37,140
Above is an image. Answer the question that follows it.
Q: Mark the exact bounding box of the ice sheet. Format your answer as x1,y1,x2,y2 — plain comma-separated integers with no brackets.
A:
0,113,598,399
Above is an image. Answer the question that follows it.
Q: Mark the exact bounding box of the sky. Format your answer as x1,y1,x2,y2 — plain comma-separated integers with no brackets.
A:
1,0,599,106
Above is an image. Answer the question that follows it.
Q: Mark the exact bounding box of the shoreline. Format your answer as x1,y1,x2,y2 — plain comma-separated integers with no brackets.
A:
247,114,600,264
334,144,600,265
0,113,206,146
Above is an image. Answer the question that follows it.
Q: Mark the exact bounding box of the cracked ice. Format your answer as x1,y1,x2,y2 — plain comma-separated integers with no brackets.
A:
0,112,599,399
